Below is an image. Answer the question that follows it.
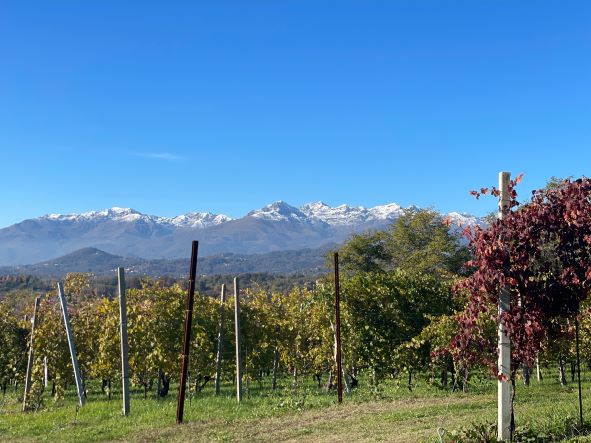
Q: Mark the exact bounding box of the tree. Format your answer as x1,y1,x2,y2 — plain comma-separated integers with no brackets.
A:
450,176,591,433
338,209,469,276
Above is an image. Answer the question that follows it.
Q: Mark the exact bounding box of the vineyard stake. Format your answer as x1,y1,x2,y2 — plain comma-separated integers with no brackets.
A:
234,277,243,402
575,308,584,427
43,356,48,388
22,296,41,411
497,171,511,441
334,252,343,404
214,284,226,395
176,240,198,424
118,267,130,416
57,283,86,406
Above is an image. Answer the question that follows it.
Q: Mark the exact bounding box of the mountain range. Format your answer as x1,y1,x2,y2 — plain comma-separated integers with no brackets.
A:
0,201,482,267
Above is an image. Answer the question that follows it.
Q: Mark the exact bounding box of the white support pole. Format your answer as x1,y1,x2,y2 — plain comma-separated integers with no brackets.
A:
23,296,41,411
44,356,48,389
498,171,511,441
118,267,130,416
214,284,227,395
57,282,86,407
234,278,243,403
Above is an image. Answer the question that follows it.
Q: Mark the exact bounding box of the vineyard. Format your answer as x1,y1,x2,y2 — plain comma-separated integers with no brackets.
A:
2,176,591,442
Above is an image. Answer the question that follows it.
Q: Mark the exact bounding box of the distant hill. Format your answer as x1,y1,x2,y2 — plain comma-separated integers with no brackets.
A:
0,246,331,278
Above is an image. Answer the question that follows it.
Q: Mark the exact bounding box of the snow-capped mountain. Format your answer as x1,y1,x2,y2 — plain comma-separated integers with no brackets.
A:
0,201,483,266
42,207,232,229
300,201,405,226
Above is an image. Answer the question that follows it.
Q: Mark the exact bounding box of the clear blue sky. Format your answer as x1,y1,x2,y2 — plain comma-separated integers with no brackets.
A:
0,1,589,227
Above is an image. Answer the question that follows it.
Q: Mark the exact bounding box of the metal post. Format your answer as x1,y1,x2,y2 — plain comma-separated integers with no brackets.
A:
497,171,511,441
214,284,227,395
118,267,130,416
576,312,584,427
57,283,86,406
334,252,343,404
234,277,243,402
176,240,198,424
23,296,41,411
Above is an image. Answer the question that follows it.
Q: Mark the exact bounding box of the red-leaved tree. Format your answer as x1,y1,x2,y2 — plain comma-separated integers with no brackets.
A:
449,177,591,379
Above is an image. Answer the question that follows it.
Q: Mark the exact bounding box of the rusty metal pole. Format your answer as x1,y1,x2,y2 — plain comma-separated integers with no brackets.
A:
176,240,198,424
334,252,343,404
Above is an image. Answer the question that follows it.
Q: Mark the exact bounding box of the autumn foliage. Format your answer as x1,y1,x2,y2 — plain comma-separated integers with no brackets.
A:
450,177,591,375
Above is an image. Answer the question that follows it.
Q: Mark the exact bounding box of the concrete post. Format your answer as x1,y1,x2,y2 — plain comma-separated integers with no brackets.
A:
234,278,242,402
57,283,86,406
498,171,511,441
214,284,226,395
118,267,130,416
22,296,41,411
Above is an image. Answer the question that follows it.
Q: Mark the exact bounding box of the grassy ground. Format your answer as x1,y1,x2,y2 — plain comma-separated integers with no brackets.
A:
2,371,591,442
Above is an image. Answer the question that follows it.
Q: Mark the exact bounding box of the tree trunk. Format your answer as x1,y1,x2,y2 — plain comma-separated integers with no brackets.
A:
315,373,322,389
571,361,576,382
157,367,162,399
159,372,170,397
558,357,567,386
407,369,412,391
343,370,352,394
441,369,448,388
292,366,298,388
536,356,542,381
107,378,111,401
325,371,334,391
523,365,530,387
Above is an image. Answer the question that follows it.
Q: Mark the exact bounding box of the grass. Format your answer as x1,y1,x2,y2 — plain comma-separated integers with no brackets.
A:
2,370,591,442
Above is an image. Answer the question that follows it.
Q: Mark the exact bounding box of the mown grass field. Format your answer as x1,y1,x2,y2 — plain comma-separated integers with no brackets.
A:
2,371,591,442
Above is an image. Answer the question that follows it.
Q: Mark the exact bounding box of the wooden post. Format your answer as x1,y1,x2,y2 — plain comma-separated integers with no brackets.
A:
23,296,41,411
497,171,511,441
176,240,199,424
118,267,130,416
234,277,243,402
334,252,343,403
57,283,85,406
214,284,227,395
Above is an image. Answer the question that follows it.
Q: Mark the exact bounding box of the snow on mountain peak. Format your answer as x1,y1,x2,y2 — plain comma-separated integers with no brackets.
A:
40,207,231,228
167,212,232,228
248,201,309,222
300,201,404,226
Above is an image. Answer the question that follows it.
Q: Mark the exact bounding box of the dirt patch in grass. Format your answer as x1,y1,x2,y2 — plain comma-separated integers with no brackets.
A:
125,394,495,443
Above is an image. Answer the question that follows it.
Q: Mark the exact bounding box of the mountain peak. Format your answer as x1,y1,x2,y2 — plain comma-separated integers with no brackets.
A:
248,201,308,222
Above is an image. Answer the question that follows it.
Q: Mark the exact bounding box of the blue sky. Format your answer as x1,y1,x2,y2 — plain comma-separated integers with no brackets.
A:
0,1,589,227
